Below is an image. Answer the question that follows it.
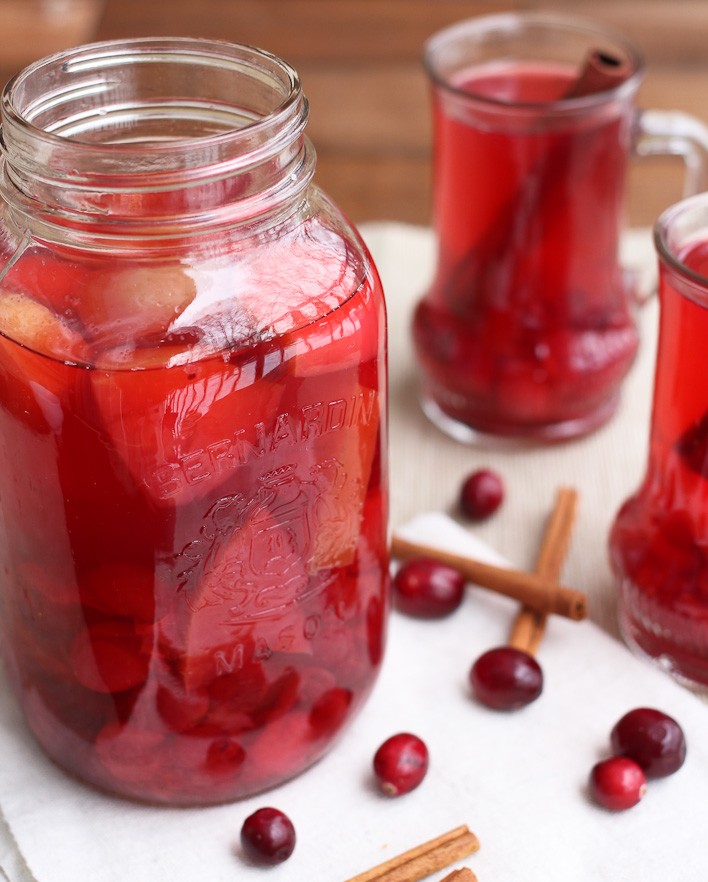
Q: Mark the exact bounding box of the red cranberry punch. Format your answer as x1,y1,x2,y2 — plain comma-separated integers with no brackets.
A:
610,194,708,691
414,13,708,442
0,39,389,804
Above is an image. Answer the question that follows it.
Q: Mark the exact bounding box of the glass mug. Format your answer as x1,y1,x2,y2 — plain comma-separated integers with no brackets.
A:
0,38,389,805
413,12,708,442
610,193,708,692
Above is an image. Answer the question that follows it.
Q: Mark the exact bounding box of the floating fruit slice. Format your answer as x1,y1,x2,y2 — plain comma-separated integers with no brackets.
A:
0,288,90,364
1,248,93,319
90,342,285,506
76,265,196,352
0,287,90,436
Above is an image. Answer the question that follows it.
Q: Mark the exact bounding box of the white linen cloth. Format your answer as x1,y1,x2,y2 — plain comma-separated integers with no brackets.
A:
2,223,708,882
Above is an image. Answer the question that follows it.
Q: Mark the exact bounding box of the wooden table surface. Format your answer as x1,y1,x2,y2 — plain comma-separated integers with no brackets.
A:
1,0,707,229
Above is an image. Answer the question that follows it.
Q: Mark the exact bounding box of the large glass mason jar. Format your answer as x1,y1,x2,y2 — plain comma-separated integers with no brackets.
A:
0,39,388,805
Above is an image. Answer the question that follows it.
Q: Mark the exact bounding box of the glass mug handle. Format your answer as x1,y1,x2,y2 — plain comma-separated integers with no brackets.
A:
636,109,708,197
628,109,708,302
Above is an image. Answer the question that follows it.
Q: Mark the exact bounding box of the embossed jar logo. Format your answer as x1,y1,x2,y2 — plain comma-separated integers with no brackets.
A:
175,458,358,622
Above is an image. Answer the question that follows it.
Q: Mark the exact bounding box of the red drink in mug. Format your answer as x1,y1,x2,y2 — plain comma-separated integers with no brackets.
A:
0,39,388,805
414,13,708,442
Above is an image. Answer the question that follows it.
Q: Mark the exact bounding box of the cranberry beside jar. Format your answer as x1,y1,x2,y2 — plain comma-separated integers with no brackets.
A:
0,38,388,805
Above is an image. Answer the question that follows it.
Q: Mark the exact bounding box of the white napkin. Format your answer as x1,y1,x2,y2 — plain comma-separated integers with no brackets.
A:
2,222,703,881
2,508,708,882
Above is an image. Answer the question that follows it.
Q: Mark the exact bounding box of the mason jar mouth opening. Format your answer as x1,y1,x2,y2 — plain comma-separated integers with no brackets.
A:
1,37,307,181
0,37,316,248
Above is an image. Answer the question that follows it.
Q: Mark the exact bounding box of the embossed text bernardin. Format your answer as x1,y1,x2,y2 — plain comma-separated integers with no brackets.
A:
146,389,377,499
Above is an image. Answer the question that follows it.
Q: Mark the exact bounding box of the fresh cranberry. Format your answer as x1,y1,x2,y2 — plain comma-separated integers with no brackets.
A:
610,707,686,778
459,468,504,520
589,756,647,811
373,732,429,796
240,807,296,865
469,646,543,710
393,557,465,618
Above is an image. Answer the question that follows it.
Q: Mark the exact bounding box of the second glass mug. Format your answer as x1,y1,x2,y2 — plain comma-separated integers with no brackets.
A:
610,192,708,692
413,12,708,443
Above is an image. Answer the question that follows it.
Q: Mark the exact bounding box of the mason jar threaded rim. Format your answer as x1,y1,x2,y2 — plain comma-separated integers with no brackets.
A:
0,37,315,246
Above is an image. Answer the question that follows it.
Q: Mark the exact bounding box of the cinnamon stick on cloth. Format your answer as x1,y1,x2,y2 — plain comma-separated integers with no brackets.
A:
508,486,579,654
440,870,478,882
343,825,480,882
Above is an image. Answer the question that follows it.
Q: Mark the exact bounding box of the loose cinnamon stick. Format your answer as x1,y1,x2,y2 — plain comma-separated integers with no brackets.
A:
343,825,480,882
440,869,478,882
509,486,579,654
390,534,586,621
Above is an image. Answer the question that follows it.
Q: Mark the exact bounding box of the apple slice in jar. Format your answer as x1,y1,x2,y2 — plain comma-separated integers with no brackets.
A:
1,249,93,321
90,336,286,507
77,265,197,353
0,287,91,428
0,289,91,363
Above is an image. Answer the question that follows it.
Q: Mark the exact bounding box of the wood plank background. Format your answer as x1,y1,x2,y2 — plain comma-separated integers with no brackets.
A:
1,0,707,228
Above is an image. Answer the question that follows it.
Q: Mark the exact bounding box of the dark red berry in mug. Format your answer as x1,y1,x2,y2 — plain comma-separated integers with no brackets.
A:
610,707,686,778
393,557,465,618
459,468,504,519
240,807,296,865
373,732,429,796
589,756,647,811
469,646,543,710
